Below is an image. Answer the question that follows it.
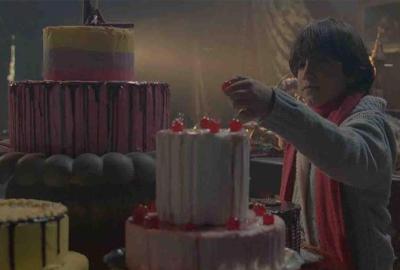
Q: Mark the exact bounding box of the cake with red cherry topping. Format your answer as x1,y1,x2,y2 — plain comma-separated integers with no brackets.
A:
125,118,286,270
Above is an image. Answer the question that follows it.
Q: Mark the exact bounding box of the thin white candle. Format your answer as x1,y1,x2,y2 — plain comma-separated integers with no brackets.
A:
7,35,15,83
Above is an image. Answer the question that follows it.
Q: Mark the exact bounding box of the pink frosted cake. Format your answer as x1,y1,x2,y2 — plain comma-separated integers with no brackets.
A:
125,119,286,270
8,81,169,155
8,25,170,155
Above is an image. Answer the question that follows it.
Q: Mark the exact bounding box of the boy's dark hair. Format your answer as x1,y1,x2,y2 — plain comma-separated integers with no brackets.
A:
289,18,375,93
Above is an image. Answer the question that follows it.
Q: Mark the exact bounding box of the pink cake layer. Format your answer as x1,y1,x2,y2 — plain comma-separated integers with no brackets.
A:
8,81,170,156
125,216,286,270
43,49,135,81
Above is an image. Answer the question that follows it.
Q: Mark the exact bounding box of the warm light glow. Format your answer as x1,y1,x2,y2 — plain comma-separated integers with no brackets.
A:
369,55,377,77
7,35,15,83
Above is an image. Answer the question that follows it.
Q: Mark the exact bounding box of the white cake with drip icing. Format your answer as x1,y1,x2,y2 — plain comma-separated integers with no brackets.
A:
125,122,286,270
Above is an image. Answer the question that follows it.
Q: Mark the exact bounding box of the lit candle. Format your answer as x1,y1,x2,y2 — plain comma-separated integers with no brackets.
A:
7,35,15,83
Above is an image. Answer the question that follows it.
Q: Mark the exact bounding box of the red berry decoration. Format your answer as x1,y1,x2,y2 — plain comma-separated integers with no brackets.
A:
226,216,240,230
200,116,210,129
222,80,232,91
171,119,184,132
143,213,160,229
208,119,220,134
229,119,242,132
184,223,197,231
252,203,266,216
148,201,157,213
263,213,274,225
132,204,149,225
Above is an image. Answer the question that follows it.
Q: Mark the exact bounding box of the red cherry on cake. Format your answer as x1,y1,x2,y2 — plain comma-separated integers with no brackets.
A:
132,204,149,225
148,201,157,213
171,119,184,132
200,116,210,129
208,119,220,134
252,203,266,216
263,213,274,225
143,213,160,229
184,223,197,231
226,216,240,230
229,119,242,132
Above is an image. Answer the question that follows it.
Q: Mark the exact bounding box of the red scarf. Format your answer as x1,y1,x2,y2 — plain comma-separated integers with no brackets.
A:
280,92,365,270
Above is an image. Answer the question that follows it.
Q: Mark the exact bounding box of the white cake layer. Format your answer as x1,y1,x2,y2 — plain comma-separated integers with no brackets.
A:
125,216,286,270
156,129,250,225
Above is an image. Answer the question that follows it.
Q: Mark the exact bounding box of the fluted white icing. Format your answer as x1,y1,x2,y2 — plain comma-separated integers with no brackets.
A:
125,216,286,270
156,129,250,225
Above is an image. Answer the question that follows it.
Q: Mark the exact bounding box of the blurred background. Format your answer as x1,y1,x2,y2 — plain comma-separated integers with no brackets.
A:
0,0,399,131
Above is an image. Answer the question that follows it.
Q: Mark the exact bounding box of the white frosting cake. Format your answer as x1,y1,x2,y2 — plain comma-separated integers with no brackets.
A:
156,129,250,225
125,125,286,270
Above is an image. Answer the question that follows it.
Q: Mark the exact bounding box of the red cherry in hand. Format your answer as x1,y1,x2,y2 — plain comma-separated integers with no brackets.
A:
143,213,160,229
184,223,197,231
208,119,220,134
229,119,242,132
263,213,274,225
171,119,184,132
200,116,210,129
222,80,233,91
132,204,149,225
226,216,240,230
252,203,266,216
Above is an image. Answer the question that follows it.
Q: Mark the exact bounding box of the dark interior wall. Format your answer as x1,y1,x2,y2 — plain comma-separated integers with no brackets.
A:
0,0,82,134
0,0,389,134
0,0,286,130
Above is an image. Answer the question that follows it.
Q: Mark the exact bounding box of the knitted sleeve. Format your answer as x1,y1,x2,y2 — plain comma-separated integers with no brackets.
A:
262,89,397,189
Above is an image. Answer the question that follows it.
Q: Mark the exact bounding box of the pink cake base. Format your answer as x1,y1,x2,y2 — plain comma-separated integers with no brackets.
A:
8,81,170,156
125,216,286,270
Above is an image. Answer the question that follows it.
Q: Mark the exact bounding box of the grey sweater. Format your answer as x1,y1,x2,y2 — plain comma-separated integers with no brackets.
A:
262,89,397,270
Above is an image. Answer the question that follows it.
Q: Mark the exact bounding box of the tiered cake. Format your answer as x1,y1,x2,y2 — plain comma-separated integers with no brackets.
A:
125,119,286,270
0,199,88,270
8,25,169,156
6,23,169,269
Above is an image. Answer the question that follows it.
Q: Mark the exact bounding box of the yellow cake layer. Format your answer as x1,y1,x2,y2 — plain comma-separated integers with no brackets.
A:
43,26,135,53
44,252,89,270
0,199,88,270
0,199,67,222
0,215,69,270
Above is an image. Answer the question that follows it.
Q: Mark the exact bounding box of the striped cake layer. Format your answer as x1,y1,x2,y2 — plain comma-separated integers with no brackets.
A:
43,26,135,81
8,81,170,156
44,49,134,81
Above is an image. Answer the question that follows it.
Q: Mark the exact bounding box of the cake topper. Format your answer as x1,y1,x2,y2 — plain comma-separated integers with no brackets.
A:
82,0,134,28
83,0,105,25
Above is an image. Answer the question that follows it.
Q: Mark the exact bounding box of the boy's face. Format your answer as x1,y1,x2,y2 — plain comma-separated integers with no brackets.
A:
296,54,347,107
